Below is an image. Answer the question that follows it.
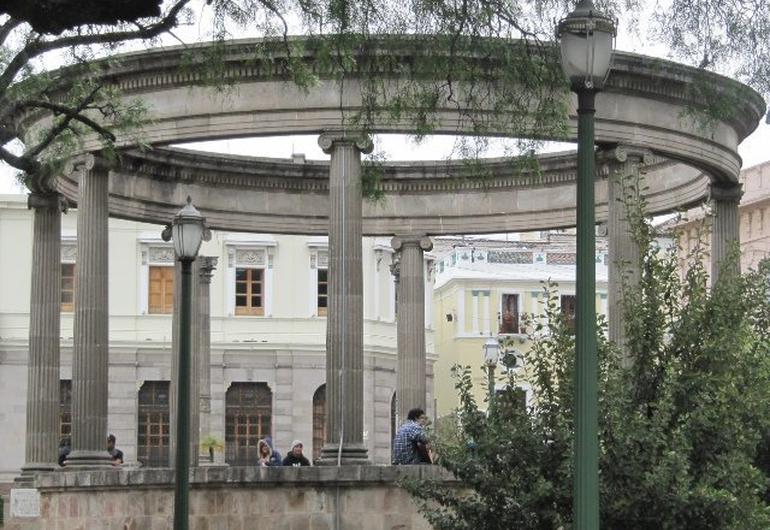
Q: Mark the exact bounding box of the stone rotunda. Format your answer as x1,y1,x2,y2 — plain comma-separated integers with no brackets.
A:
6,35,764,528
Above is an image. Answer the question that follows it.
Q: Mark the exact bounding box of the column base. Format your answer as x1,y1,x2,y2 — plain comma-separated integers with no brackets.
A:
64,450,114,469
14,462,55,485
315,443,370,466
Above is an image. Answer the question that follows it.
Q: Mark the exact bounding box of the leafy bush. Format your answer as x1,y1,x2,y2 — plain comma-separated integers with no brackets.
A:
407,224,770,529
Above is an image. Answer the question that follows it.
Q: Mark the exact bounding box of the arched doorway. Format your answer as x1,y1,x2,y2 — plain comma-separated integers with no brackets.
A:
312,384,326,461
137,380,170,467
59,379,72,442
225,382,272,466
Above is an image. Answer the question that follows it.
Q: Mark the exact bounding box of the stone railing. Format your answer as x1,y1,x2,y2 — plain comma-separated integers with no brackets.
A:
6,465,454,529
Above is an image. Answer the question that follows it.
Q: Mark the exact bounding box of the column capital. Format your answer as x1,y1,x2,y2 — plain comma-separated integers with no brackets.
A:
27,192,68,213
596,144,654,164
75,153,112,172
318,130,374,155
391,235,433,252
199,256,218,283
710,183,743,203
596,145,654,177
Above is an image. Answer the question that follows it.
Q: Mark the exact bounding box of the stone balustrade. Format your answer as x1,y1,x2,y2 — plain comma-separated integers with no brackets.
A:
6,466,452,530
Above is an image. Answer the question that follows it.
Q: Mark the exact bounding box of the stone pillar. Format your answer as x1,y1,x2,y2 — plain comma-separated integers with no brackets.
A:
391,235,433,424
316,130,372,465
197,257,217,461
598,146,652,362
710,183,743,284
18,192,68,479
67,156,113,468
171,259,201,467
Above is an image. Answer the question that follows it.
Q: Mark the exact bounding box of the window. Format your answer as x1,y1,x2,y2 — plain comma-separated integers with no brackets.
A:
60,380,72,440
472,290,491,335
499,293,520,334
61,264,75,312
312,384,326,461
317,268,328,316
561,294,577,333
227,243,275,317
497,387,527,411
148,266,174,314
308,246,328,317
225,382,272,466
235,268,264,316
137,381,170,467
138,244,176,315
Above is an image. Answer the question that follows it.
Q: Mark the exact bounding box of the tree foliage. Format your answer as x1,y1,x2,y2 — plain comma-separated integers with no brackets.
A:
406,221,770,528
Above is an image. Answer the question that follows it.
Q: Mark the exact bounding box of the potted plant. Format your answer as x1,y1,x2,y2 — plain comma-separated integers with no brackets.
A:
200,435,224,463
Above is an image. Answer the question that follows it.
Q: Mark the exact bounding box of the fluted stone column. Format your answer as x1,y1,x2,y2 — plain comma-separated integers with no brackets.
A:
391,235,433,423
67,156,113,468
171,259,201,467
18,192,68,479
198,257,217,461
710,183,743,284
599,146,651,362
317,130,372,465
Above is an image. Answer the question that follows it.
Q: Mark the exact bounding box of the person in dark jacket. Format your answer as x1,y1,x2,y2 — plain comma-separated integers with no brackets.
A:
282,440,311,466
264,436,282,466
58,436,71,466
107,434,124,466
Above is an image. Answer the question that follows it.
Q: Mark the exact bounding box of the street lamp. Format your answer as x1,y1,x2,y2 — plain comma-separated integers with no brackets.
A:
162,197,210,530
557,2,616,529
482,337,500,409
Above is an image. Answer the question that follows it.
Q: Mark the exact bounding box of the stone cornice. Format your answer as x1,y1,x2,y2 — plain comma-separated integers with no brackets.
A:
111,147,675,194
22,37,763,137
52,145,710,235
17,36,764,188
38,37,766,119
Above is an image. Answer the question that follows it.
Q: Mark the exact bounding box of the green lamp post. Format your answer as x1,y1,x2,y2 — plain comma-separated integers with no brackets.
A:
162,197,210,530
556,2,616,528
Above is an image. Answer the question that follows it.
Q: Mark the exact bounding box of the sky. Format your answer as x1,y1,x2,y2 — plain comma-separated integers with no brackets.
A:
1,3,768,195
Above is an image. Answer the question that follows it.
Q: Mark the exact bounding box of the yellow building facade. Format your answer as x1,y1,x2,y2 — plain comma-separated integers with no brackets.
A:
676,160,770,276
431,241,608,416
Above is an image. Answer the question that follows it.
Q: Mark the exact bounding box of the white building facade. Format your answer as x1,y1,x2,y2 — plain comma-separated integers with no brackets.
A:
0,195,436,482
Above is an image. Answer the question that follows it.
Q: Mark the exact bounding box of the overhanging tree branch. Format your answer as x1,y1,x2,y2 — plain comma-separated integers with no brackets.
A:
0,16,22,46
0,0,192,93
21,100,117,141
25,85,102,159
0,144,39,173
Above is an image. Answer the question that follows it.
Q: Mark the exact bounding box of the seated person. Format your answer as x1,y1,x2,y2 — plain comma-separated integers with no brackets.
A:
392,408,432,465
282,440,311,466
58,436,71,467
107,433,124,466
257,439,275,466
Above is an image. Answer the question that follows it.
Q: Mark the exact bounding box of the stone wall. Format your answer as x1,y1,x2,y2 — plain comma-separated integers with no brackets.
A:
6,466,451,530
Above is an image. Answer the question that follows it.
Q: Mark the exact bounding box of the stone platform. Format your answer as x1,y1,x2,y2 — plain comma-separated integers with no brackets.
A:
5,465,452,530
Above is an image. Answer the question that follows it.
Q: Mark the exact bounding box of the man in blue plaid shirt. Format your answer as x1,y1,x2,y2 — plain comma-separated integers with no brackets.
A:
392,408,431,464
